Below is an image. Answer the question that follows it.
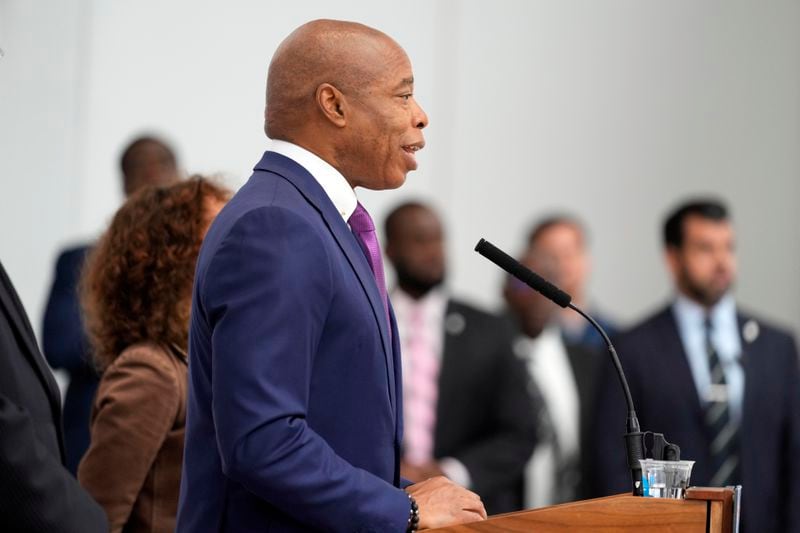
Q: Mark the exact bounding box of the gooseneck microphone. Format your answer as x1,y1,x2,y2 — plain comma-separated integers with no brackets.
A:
475,238,645,496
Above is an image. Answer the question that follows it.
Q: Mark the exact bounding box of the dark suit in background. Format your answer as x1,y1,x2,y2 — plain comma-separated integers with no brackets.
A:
430,299,539,514
42,243,99,474
562,341,602,501
590,306,800,533
0,260,107,532
507,322,602,506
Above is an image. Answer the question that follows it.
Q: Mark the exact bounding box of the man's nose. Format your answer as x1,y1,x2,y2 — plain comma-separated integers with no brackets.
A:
413,100,429,129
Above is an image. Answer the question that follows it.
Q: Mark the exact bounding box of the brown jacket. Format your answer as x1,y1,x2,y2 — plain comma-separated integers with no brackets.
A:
79,343,187,533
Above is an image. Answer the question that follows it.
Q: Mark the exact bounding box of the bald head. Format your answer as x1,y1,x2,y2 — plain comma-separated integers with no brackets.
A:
120,136,179,196
264,19,428,191
265,19,401,140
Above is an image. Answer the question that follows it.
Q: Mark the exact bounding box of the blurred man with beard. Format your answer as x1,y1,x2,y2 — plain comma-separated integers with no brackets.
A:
384,201,539,514
590,199,800,533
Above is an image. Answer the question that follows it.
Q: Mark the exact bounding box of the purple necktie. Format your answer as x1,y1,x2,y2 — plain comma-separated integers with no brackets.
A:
348,202,391,333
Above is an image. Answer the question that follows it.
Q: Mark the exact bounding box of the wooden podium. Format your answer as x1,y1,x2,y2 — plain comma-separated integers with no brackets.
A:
429,487,735,532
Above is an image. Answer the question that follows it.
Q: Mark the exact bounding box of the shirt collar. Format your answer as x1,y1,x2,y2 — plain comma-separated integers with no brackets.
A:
267,139,358,222
391,287,448,319
529,323,563,351
673,291,737,332
513,323,560,356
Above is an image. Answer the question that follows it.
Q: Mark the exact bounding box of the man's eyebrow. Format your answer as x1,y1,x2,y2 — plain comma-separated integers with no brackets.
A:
393,77,414,91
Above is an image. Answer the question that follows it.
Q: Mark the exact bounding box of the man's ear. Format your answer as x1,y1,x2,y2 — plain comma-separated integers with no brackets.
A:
316,83,348,127
384,241,397,262
664,245,681,279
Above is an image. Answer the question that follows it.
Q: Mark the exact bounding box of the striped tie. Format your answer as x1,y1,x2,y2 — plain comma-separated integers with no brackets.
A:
703,316,740,487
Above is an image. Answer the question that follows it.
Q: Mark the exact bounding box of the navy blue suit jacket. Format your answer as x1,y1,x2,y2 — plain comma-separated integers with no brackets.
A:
177,151,409,532
42,244,99,474
589,305,800,533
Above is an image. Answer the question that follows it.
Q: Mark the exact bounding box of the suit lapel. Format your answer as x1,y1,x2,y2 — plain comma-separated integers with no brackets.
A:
736,314,755,451
388,301,403,445
0,262,64,445
564,344,598,425
435,300,462,450
255,152,396,412
656,308,706,424
440,299,457,360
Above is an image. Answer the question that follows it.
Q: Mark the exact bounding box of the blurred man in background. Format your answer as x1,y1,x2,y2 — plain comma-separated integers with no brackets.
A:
527,215,617,352
504,233,602,508
42,135,179,473
384,201,539,514
590,199,800,533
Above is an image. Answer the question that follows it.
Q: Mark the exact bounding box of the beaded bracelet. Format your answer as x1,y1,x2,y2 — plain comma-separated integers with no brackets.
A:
406,493,420,533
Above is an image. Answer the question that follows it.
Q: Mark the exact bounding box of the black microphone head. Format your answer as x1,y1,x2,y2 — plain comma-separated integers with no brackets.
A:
474,238,572,308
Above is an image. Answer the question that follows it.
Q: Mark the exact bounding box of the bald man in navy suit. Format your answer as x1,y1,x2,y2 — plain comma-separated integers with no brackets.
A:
178,20,486,532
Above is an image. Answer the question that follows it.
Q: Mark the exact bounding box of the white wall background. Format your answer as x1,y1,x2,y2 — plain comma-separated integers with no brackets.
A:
2,0,799,344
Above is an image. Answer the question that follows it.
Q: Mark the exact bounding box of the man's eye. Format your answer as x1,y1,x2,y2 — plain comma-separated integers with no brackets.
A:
400,94,412,101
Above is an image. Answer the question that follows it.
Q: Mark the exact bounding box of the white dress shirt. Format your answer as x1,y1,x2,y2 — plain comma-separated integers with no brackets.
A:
267,139,357,222
516,324,580,508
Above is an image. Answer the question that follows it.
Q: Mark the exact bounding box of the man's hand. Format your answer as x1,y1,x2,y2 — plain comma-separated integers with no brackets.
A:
406,476,487,530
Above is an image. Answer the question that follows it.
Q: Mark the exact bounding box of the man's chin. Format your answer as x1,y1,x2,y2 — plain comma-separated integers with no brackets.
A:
386,175,408,190
398,275,444,297
388,167,413,189
361,174,407,191
688,286,730,308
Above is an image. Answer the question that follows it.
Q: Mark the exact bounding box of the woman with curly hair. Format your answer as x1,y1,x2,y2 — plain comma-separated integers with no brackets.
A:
78,177,229,533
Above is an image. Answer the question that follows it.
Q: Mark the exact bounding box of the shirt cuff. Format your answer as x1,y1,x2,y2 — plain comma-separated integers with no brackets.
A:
439,457,472,489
